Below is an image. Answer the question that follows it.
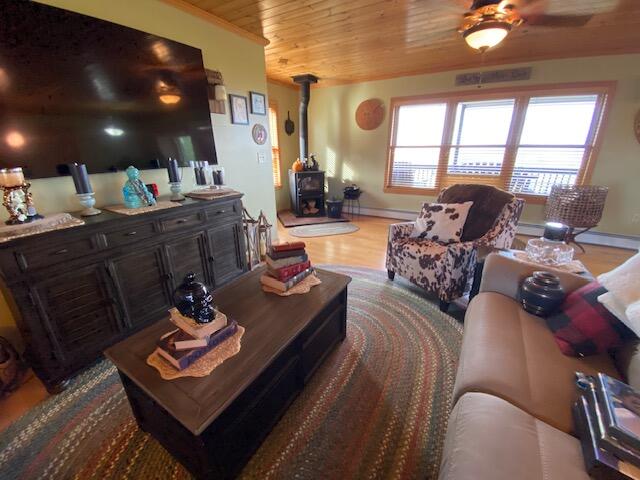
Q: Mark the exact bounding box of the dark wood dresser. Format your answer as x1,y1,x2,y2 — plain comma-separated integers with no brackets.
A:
0,195,247,392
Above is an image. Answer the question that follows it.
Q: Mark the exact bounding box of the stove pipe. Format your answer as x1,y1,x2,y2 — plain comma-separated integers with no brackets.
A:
292,74,319,161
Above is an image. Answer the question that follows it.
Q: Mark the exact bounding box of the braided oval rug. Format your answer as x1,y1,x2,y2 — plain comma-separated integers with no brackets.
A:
0,266,462,480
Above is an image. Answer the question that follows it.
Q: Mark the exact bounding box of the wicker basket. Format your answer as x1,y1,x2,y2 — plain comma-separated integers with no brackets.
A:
545,185,608,229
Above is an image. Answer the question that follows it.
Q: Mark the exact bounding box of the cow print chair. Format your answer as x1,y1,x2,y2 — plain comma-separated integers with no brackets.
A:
385,184,524,312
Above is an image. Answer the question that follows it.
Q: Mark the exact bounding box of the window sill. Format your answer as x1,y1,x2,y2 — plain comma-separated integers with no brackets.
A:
383,186,439,196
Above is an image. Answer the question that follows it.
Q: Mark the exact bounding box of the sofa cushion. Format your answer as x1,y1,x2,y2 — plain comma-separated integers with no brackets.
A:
439,392,590,480
545,281,634,357
453,292,621,434
410,201,473,244
438,184,514,242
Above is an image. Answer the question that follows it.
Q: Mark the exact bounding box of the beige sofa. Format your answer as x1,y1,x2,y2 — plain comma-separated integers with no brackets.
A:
439,253,639,480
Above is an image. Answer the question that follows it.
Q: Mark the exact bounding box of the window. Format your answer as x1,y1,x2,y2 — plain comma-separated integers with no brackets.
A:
268,102,282,189
385,83,612,200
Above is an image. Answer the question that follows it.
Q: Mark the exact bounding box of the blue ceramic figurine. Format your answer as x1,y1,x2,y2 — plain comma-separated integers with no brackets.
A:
122,166,156,209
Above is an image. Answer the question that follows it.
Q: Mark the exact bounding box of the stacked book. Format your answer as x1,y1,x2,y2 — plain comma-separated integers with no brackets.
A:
155,307,238,370
574,372,640,477
260,241,314,293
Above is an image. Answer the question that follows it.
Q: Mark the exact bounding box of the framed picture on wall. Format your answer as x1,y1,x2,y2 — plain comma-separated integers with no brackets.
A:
229,94,249,125
249,91,267,115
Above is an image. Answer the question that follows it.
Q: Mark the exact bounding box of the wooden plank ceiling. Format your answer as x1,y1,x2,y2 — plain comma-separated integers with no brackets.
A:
183,0,640,86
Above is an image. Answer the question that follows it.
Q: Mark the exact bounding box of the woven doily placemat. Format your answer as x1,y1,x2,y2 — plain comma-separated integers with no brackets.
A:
0,213,84,243
262,274,322,296
103,201,181,216
147,326,244,380
513,250,588,274
185,189,240,200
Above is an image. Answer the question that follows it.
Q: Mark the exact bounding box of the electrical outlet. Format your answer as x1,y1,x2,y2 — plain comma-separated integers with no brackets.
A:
633,213,640,224
257,152,266,164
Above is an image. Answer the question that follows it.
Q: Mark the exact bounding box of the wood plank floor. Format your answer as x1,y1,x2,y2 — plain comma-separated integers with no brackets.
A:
276,215,635,276
0,215,635,432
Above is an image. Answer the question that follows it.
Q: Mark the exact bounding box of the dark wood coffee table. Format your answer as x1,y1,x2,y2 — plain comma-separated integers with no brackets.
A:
105,267,350,479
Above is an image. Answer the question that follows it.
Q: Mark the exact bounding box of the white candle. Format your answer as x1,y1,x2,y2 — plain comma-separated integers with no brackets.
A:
0,168,25,188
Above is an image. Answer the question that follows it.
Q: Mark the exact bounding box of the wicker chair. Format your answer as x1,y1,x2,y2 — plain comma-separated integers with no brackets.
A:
385,184,524,311
545,185,608,252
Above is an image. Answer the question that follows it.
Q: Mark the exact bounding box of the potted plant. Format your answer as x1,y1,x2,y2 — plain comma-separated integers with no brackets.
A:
326,196,344,219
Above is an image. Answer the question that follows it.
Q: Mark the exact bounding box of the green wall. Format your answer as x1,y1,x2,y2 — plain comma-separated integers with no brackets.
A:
0,0,276,346
308,54,640,237
267,82,300,211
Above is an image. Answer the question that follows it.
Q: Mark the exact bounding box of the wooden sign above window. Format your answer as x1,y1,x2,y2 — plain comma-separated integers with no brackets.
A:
455,67,532,87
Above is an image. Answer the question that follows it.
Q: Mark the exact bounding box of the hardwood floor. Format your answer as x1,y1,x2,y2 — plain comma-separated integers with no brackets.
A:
0,214,635,432
277,215,635,276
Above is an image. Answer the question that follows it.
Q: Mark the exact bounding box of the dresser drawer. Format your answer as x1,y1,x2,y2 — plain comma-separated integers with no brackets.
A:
15,236,98,271
205,200,240,223
160,212,203,232
103,221,158,248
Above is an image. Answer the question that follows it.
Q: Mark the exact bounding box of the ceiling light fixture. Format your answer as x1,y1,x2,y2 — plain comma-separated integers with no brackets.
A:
460,1,522,52
156,71,182,105
104,126,124,137
463,21,512,51
159,93,181,105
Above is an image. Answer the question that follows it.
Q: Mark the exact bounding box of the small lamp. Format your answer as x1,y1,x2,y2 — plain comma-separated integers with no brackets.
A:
0,167,27,224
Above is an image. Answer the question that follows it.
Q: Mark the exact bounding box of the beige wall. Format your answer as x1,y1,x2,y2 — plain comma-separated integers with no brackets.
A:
267,82,300,211
0,0,276,345
308,54,640,237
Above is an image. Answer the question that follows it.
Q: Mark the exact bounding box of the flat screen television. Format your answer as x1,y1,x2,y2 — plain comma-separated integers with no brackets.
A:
0,0,217,180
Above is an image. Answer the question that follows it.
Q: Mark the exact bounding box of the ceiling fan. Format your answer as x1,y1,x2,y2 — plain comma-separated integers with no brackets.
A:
460,0,599,52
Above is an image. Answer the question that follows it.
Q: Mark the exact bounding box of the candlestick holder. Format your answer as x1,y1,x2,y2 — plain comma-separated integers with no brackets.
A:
76,193,101,216
169,181,185,202
22,183,43,222
1,185,28,225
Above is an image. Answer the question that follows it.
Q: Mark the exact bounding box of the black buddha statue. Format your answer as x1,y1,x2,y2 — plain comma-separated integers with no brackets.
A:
173,273,217,324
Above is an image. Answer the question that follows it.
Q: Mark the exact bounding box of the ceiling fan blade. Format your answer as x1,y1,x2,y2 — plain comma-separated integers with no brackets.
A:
523,13,594,27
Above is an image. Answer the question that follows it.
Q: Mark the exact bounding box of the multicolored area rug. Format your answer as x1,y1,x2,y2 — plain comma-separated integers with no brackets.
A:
0,266,463,480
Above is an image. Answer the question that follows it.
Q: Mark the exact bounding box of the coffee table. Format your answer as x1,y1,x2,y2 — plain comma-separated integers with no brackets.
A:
105,267,351,479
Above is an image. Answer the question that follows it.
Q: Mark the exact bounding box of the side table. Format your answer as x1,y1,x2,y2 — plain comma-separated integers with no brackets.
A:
469,248,594,301
469,246,501,300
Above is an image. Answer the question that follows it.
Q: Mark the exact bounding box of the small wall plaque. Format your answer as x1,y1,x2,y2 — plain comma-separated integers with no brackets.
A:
455,67,532,87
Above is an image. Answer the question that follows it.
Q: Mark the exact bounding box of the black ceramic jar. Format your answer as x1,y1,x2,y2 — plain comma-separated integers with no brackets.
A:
173,272,217,324
519,271,565,317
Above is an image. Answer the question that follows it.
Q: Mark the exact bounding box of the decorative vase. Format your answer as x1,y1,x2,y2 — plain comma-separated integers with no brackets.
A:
173,273,216,324
519,271,565,317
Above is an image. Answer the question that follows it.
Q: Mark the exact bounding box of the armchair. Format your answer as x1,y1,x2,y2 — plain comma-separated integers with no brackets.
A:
385,184,524,311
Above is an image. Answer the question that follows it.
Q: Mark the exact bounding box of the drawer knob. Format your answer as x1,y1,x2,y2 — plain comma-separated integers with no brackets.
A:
216,210,226,215
208,256,215,263
52,248,68,255
124,231,137,236
176,218,188,224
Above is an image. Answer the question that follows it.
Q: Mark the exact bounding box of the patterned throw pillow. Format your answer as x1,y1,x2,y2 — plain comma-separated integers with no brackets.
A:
545,281,635,357
410,201,473,244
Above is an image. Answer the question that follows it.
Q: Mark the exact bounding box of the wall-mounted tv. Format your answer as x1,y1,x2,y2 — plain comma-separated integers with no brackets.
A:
0,0,217,180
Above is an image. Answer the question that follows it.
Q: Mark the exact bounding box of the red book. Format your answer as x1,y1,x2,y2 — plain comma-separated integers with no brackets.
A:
267,260,311,282
271,241,306,253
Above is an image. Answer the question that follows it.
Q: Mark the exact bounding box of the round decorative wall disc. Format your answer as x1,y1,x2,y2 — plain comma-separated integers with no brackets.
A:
252,124,267,145
355,98,384,130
